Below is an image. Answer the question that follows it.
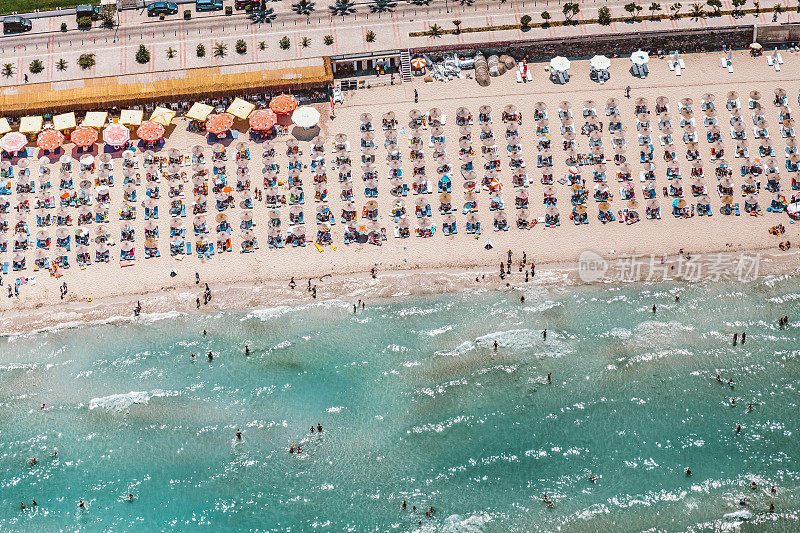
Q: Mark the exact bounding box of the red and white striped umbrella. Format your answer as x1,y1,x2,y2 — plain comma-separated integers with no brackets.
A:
410,57,426,69
103,123,131,147
0,132,27,153
269,94,299,115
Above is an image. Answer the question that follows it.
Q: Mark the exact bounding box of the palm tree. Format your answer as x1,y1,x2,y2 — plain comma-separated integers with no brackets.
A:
166,47,176,59
458,0,474,4
292,0,315,15
214,42,227,58
649,2,662,18
426,23,444,37
370,0,397,13
2,63,14,78
690,2,705,18
249,7,276,22
410,0,431,4
329,0,355,15
669,2,683,17
56,58,68,71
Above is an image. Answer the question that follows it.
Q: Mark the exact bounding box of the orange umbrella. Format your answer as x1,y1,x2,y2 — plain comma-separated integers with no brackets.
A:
249,109,277,130
206,113,234,136
37,129,64,151
71,126,98,147
269,94,299,115
136,121,165,142
223,186,233,194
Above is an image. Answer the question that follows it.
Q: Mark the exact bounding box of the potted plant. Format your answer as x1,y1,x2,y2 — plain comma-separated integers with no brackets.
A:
184,9,191,19
520,14,531,29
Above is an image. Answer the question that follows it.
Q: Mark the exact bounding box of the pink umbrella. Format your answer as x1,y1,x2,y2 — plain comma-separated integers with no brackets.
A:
0,132,27,153
103,123,131,147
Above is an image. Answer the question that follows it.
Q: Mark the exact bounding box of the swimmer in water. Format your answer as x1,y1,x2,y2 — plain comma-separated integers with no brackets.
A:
310,426,315,433
317,424,323,432
748,403,753,411
20,502,25,511
771,486,777,493
245,345,250,355
686,469,691,477
736,425,742,434
729,378,734,388
716,374,722,382
402,501,407,510
770,503,775,512
79,500,86,509
589,475,597,483
652,304,656,314
207,352,213,361
493,340,498,351
547,372,551,383
751,481,757,490
30,458,37,466
129,494,134,502
236,429,242,440
41,403,45,410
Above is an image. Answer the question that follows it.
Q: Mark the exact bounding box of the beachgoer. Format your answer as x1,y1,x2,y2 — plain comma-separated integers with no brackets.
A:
770,503,775,512
196,297,200,309
748,403,752,411
520,295,525,303
547,372,551,383
310,426,315,433
729,378,734,388
362,302,365,310
751,481,757,490
289,277,296,289
733,333,738,346
402,500,407,509
21,502,25,511
308,279,312,292
686,469,691,477
32,500,37,507
543,329,547,340
129,494,134,502
236,429,242,440
203,329,207,335
736,425,741,434
30,458,37,466
652,304,657,314
493,340,498,351
625,85,631,98
353,304,357,314
741,332,746,344
414,89,418,103
716,374,722,382
245,345,250,355
525,271,529,282
312,286,317,299
207,352,213,361
195,273,200,285
79,500,86,509
771,486,777,493
317,424,323,432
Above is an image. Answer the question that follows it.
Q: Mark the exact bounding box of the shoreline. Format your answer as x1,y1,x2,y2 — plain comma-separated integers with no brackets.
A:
3,243,798,338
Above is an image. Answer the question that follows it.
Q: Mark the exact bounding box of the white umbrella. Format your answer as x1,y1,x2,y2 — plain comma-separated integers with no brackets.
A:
291,107,321,128
550,56,571,72
630,50,649,66
589,55,611,71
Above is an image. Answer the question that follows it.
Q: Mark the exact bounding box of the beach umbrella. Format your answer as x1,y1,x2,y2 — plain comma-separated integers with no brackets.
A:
37,129,64,151
456,107,470,118
249,109,278,131
382,111,396,123
429,108,443,121
750,90,761,102
68,127,98,148
550,56,570,71
206,113,234,136
269,94,299,115
291,106,321,129
0,131,28,152
589,55,611,71
101,123,130,148
479,105,492,116
136,121,165,142
630,50,649,67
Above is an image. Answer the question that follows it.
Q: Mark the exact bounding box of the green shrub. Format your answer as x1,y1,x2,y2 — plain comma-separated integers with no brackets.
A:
236,39,247,54
184,9,191,19
279,36,290,49
520,14,531,27
323,35,334,45
135,44,150,64
197,44,206,57
77,16,92,29
225,5,233,14
598,6,612,24
365,30,376,42
60,22,67,32
77,53,96,69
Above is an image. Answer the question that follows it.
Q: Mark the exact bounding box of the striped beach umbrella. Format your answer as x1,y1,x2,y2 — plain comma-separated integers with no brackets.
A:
71,126,99,147
206,113,234,136
37,129,64,151
410,57,426,69
248,109,277,131
136,121,165,142
0,132,28,153
102,123,131,147
269,94,299,115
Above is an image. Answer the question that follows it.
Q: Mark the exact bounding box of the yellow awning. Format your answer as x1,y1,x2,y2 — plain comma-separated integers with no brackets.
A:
119,109,144,126
82,111,108,129
53,112,77,131
150,106,176,127
226,97,255,120
19,116,43,134
186,102,214,122
0,118,10,135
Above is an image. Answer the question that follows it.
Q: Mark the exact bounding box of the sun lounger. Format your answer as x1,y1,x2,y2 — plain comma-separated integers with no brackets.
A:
2,262,6,274
668,60,675,71
727,62,733,74
675,64,681,76
678,57,685,69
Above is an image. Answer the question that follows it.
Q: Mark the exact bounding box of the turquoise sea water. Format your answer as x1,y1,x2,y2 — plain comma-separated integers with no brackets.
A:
1,275,800,531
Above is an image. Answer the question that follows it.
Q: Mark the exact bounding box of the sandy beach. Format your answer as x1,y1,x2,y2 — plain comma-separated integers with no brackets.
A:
2,47,800,335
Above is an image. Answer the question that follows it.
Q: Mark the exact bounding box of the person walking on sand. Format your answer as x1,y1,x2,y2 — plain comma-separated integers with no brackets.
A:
289,277,296,289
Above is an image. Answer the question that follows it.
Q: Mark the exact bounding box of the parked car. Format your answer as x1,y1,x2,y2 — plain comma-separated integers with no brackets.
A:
147,2,178,16
196,0,224,11
235,0,258,9
76,4,102,21
3,16,32,34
